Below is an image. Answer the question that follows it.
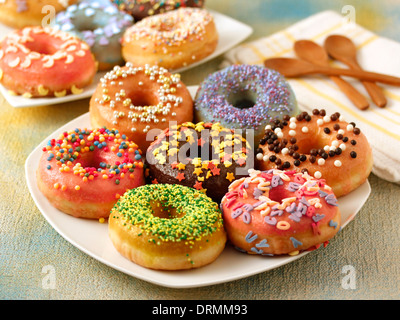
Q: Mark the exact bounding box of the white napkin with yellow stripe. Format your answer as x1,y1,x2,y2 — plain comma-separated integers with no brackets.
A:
223,10,400,184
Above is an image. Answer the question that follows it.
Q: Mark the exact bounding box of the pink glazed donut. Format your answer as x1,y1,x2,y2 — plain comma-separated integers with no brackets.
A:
36,128,145,220
220,169,341,255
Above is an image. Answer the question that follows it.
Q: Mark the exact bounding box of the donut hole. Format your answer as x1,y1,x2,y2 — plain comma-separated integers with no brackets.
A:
150,201,186,219
75,21,99,32
227,90,256,109
74,150,112,171
157,21,175,32
185,143,213,161
129,91,159,107
24,38,59,55
177,129,213,161
268,187,288,204
291,135,327,155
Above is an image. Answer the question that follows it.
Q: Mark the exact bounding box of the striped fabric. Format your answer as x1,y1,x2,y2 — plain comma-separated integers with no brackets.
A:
223,10,400,184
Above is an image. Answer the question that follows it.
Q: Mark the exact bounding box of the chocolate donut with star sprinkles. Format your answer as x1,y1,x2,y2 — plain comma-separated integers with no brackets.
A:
255,109,373,198
111,0,205,21
145,121,253,202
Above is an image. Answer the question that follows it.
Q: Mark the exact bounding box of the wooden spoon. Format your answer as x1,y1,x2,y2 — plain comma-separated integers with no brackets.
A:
294,39,369,110
324,35,387,108
264,57,400,86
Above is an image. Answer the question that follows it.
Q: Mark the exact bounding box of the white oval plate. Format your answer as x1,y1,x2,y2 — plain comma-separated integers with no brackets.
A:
0,9,253,108
25,86,371,288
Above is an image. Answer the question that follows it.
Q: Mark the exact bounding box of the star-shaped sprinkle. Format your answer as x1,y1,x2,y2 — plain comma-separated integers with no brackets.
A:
193,181,203,190
193,167,203,176
236,158,246,166
176,162,186,171
226,172,235,182
192,158,202,167
211,167,220,176
171,161,179,169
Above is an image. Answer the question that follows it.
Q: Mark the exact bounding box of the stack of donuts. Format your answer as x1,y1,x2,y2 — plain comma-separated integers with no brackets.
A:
10,2,372,272
0,0,218,97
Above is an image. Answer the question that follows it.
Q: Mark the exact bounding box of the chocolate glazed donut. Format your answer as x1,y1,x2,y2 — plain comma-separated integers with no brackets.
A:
145,122,253,202
112,0,205,20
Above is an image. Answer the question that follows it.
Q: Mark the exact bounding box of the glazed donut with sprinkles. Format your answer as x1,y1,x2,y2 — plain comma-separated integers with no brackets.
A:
121,7,218,70
89,63,193,152
194,64,299,145
51,0,134,71
108,183,227,270
36,128,145,220
145,121,252,202
221,168,341,255
0,26,97,98
255,109,373,198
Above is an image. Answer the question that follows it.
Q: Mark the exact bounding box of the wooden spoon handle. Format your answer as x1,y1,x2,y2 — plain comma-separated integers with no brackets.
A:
361,80,387,108
342,59,387,108
330,76,369,110
318,66,400,86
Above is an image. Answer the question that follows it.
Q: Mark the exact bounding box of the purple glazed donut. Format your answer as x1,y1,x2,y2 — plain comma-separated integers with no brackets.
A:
194,64,299,148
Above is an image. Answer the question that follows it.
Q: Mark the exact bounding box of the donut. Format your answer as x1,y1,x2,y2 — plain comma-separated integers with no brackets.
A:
145,121,252,202
255,109,373,198
0,26,97,98
89,63,194,153
36,127,145,220
0,0,78,29
51,0,134,71
221,168,341,255
194,65,299,147
111,0,205,21
108,183,227,270
121,7,218,70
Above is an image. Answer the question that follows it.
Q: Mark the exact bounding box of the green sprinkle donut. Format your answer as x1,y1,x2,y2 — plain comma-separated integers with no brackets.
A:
108,184,227,270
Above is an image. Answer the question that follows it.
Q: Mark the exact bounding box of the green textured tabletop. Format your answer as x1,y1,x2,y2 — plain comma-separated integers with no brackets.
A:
1,0,400,300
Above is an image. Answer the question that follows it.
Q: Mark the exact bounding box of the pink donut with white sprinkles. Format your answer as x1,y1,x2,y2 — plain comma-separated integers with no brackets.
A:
0,26,97,98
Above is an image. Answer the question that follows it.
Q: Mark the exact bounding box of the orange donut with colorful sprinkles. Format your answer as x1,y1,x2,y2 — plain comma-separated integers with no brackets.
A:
0,26,97,98
36,128,145,220
221,169,341,256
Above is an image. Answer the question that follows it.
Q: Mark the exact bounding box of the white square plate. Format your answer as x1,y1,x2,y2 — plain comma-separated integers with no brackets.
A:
0,10,253,108
25,86,371,288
